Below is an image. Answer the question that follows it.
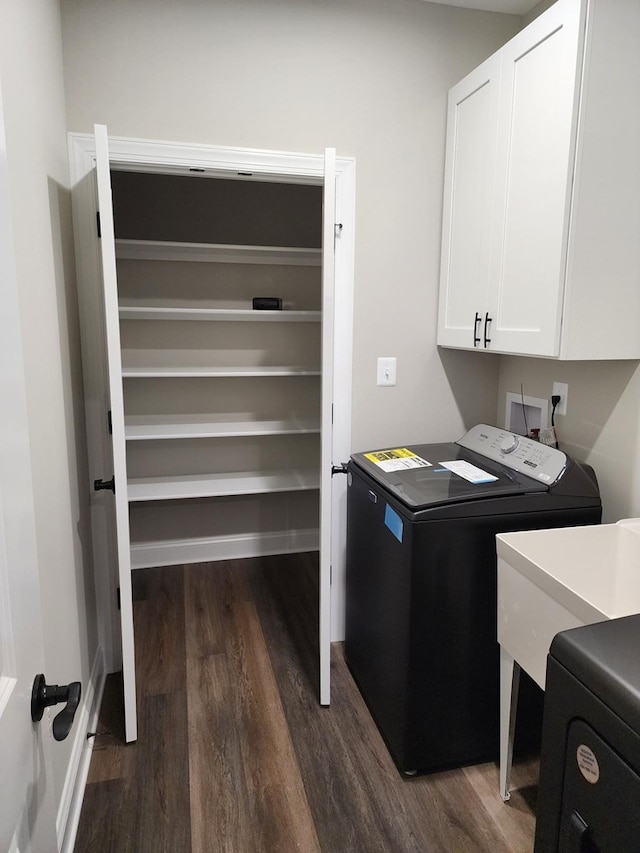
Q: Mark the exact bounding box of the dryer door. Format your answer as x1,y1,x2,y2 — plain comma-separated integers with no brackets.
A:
559,718,640,851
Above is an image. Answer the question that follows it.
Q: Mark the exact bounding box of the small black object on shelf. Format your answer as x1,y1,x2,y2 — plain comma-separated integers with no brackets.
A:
253,297,282,310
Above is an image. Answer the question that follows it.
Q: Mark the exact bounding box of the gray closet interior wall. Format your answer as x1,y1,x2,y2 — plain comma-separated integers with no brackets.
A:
110,170,324,568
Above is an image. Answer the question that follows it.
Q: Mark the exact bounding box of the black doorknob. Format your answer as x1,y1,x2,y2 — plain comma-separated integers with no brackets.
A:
31,674,82,742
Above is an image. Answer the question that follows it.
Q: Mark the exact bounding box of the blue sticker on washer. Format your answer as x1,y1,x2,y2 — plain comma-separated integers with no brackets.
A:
384,504,403,542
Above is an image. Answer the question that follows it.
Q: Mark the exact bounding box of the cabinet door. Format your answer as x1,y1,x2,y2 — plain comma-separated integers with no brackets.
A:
489,0,583,356
437,53,501,350
94,124,138,743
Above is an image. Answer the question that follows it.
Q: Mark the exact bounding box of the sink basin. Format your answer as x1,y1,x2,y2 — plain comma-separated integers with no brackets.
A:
496,518,640,801
497,518,640,635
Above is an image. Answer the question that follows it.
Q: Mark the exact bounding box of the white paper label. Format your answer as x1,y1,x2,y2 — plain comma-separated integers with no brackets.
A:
440,460,498,484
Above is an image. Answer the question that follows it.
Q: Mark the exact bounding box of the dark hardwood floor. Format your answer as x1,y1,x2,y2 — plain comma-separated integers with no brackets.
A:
75,554,539,852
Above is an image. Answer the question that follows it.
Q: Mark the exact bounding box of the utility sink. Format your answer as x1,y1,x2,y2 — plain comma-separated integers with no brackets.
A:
497,518,640,688
496,518,640,801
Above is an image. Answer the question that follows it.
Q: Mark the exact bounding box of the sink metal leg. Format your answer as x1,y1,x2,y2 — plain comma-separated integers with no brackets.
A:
499,647,520,802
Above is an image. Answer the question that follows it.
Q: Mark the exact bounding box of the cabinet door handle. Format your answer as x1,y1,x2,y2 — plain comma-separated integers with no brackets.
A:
484,312,492,348
473,312,482,347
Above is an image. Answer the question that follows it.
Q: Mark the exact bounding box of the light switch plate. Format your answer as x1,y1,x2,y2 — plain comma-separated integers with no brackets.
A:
377,357,397,386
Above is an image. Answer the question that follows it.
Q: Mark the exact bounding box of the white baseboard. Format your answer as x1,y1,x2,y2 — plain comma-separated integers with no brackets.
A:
130,529,320,569
58,646,106,853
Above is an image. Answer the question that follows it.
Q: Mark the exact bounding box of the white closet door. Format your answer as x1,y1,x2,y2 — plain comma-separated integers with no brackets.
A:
94,124,137,742
319,148,336,705
0,79,56,853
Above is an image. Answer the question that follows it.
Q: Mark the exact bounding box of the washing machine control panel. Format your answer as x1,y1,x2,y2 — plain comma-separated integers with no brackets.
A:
457,424,567,485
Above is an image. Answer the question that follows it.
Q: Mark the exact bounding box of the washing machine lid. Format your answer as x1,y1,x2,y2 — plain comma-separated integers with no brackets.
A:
350,441,546,510
349,424,576,510
349,424,571,510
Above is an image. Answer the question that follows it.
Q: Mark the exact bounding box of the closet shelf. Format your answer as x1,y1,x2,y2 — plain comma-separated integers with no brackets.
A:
127,468,320,502
115,239,321,266
121,365,321,378
125,416,321,441
129,528,321,570
119,305,321,322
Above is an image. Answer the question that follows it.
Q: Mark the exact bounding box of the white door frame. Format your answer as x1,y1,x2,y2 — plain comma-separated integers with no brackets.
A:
68,131,355,688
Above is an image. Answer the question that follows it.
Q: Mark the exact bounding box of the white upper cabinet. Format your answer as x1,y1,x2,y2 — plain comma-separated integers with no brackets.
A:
438,0,640,359
438,53,501,350
489,0,581,356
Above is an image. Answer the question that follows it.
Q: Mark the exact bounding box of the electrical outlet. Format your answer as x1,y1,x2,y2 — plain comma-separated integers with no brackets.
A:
552,382,568,416
377,357,397,386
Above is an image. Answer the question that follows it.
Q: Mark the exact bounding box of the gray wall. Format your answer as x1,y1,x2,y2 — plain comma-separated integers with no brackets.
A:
498,358,640,523
61,0,640,527
60,0,523,451
524,0,557,25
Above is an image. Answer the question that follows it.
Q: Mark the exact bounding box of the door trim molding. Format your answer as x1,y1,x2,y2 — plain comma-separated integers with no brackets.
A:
70,131,354,181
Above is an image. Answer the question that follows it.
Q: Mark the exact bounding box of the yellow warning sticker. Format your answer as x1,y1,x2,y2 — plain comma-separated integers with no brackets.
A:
364,448,432,473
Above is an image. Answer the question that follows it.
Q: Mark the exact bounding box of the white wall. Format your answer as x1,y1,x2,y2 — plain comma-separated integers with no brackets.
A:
498,358,640,524
60,0,522,451
0,0,97,841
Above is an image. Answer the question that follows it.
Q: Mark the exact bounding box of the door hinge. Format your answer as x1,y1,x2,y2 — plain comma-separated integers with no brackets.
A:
330,564,333,585
107,410,112,435
335,222,343,236
96,211,101,238
116,587,121,610
331,463,349,476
